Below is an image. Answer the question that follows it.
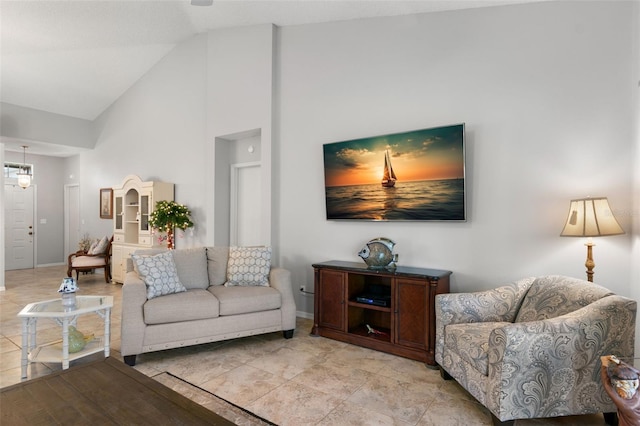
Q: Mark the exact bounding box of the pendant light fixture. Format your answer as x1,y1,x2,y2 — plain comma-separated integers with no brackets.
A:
17,145,32,189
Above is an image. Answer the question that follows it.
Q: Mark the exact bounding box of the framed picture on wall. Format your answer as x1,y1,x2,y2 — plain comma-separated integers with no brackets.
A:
322,123,466,221
100,188,113,219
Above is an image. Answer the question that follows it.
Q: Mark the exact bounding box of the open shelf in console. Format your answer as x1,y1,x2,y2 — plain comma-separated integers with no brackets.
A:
348,324,391,343
348,304,391,343
347,274,391,299
347,301,391,312
347,273,391,310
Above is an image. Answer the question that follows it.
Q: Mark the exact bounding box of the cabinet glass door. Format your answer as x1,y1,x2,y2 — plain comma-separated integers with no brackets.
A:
114,196,123,231
140,195,150,232
124,189,139,244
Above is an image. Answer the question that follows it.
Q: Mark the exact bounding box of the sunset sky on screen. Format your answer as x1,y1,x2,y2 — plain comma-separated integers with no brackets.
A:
323,124,464,187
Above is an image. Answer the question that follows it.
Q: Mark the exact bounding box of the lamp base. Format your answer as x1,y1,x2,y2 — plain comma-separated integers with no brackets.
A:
585,240,595,282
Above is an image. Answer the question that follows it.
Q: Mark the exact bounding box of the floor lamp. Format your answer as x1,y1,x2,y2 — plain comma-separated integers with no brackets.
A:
560,197,624,282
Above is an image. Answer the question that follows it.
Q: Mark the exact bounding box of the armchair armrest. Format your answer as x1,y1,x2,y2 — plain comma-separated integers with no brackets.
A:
269,267,296,331
437,277,535,325
485,295,637,421
68,250,87,261
435,277,534,364
69,251,110,262
120,271,148,356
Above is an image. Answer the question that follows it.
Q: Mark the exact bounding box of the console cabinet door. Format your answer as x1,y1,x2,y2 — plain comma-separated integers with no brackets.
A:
395,277,428,350
316,269,345,331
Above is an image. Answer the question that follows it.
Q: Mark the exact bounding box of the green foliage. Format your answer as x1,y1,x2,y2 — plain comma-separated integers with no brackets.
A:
148,200,194,232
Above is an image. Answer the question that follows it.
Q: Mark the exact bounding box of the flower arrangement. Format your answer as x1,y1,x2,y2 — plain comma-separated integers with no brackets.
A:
148,200,194,249
78,232,93,252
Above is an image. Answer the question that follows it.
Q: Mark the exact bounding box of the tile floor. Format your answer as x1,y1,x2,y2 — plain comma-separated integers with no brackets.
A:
1,265,612,425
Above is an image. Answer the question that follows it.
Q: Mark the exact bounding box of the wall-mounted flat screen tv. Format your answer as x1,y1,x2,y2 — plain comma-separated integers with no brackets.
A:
323,123,466,221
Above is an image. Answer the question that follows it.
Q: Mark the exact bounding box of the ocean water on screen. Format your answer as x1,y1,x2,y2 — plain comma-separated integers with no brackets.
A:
325,178,464,221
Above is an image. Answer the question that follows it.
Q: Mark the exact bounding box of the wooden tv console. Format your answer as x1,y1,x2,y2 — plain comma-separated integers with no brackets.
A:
312,260,451,366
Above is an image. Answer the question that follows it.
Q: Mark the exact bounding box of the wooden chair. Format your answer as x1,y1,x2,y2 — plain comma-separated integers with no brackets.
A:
67,236,113,283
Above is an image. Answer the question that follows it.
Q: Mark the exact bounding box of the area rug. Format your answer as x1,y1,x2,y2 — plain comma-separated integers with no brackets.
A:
152,372,276,426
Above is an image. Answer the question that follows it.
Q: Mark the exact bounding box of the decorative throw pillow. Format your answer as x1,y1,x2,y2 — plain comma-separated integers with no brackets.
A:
225,246,271,287
90,236,109,255
132,251,187,299
87,239,99,254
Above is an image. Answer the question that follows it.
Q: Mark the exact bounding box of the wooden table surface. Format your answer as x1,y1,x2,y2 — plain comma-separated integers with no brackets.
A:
1,357,234,425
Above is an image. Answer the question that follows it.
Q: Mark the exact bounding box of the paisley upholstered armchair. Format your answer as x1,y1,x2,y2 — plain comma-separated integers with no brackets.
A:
435,275,636,426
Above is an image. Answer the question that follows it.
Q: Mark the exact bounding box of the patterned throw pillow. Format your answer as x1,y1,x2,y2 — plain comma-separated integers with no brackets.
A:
132,251,187,299
89,236,109,255
225,246,271,287
87,240,99,254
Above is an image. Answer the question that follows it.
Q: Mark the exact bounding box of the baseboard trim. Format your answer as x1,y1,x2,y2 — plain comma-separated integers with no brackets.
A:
37,262,66,268
296,311,313,320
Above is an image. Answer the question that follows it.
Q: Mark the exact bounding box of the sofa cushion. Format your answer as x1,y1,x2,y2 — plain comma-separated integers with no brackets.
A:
515,275,614,322
225,246,271,287
206,247,229,286
172,247,209,290
209,285,281,316
71,255,108,268
445,322,510,376
144,289,220,324
132,251,187,300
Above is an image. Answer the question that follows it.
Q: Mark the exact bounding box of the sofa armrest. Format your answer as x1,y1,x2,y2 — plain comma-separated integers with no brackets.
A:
435,277,534,364
120,271,148,356
269,267,297,331
485,295,637,421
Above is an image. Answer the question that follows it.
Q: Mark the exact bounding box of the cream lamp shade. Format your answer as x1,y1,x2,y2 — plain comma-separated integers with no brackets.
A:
560,197,624,237
560,197,624,282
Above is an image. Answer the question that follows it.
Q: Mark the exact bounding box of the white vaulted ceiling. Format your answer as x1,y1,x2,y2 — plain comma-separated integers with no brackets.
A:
1,0,536,124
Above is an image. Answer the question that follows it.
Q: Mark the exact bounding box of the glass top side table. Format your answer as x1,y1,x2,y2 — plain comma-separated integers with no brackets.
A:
18,295,114,379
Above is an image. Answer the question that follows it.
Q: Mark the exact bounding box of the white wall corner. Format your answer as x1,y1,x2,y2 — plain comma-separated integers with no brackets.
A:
1,142,5,291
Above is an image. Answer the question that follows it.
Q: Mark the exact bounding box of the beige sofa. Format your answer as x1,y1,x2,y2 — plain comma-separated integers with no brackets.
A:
120,247,296,366
435,275,636,426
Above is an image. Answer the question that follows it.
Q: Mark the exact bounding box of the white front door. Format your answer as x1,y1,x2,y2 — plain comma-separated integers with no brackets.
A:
4,184,35,270
230,162,261,246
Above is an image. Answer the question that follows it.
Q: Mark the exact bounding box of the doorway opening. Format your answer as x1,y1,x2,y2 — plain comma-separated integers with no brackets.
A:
213,129,269,247
64,184,81,256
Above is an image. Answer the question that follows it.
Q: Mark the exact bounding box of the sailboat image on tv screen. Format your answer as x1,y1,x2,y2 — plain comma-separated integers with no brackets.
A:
382,150,397,188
